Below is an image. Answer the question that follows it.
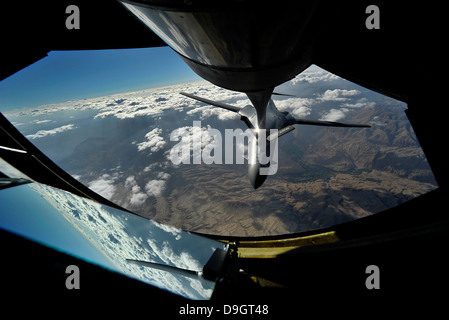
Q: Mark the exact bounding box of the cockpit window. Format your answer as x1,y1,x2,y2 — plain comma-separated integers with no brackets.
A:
0,48,438,236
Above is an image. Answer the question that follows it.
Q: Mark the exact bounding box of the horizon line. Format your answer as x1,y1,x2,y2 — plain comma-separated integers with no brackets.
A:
3,78,207,115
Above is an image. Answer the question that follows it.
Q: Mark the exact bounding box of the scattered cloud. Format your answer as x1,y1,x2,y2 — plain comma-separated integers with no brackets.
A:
275,97,313,118
318,97,374,121
291,65,340,85
145,170,171,197
125,175,148,206
369,115,387,127
92,82,207,120
87,173,118,200
152,221,182,240
143,162,165,173
145,180,166,197
319,108,349,122
61,80,243,122
71,174,82,181
183,87,245,121
26,124,75,139
187,86,246,102
343,98,374,109
186,105,239,121
319,89,360,101
34,119,52,124
157,172,171,180
168,123,219,164
147,238,203,272
137,128,166,153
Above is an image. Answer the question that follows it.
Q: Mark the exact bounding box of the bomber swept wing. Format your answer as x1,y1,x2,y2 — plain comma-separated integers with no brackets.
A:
180,91,370,188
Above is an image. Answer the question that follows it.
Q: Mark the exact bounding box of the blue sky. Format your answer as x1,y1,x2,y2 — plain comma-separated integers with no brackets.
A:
0,184,115,269
0,46,200,111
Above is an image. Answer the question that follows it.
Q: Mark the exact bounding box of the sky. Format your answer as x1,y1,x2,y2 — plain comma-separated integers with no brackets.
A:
0,46,200,111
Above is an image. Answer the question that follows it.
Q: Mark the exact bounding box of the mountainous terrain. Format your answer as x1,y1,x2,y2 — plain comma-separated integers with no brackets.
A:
127,104,437,236
7,67,438,237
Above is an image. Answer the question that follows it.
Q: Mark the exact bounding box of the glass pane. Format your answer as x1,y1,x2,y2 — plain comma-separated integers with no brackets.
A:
0,49,438,237
0,180,226,299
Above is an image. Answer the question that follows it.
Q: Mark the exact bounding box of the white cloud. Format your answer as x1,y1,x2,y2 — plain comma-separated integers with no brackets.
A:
143,161,171,173
130,188,148,206
156,240,203,272
319,97,374,122
87,173,118,200
145,180,166,197
34,119,52,124
169,123,219,164
137,128,166,153
71,174,82,181
152,220,182,240
343,98,374,108
171,124,214,148
125,175,136,186
125,175,148,206
183,85,245,121
319,89,360,101
145,170,171,197
6,98,106,118
92,81,210,120
291,65,340,85
10,80,247,124
275,97,313,118
157,172,171,180
319,108,349,122
186,105,239,121
187,85,246,102
26,124,75,139
143,163,158,173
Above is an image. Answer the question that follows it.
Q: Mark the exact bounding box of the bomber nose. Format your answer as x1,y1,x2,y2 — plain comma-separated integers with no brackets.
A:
248,163,267,189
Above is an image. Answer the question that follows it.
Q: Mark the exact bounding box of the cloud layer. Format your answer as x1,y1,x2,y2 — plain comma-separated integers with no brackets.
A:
11,65,373,132
26,124,75,139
